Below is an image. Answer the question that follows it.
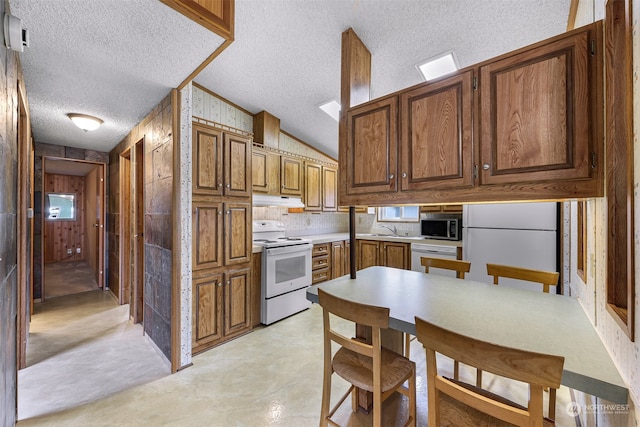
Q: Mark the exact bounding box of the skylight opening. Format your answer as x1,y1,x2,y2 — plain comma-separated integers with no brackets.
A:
416,51,459,81
318,100,341,121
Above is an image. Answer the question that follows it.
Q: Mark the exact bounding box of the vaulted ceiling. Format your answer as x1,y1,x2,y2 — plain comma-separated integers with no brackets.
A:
10,0,572,159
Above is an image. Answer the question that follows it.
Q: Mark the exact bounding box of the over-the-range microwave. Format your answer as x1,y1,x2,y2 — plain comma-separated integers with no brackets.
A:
421,218,462,241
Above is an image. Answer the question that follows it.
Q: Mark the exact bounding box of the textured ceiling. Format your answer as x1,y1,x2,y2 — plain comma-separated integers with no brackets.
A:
11,0,572,158
9,0,225,152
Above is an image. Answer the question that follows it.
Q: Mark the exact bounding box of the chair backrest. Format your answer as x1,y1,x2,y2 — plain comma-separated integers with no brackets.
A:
421,257,471,279
415,316,564,427
318,288,389,359
486,263,560,293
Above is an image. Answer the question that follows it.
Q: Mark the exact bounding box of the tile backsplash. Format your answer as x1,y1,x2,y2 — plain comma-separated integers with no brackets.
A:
252,207,424,237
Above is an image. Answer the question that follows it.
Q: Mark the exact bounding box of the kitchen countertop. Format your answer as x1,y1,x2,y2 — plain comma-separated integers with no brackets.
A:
252,233,463,253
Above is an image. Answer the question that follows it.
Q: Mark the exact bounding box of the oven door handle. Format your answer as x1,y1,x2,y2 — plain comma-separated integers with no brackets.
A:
266,244,312,256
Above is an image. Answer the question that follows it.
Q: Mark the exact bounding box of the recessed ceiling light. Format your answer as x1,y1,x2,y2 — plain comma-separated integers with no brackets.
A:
67,113,103,132
318,100,341,121
416,51,459,81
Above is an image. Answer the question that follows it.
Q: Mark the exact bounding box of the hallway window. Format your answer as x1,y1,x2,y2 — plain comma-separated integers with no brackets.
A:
45,193,76,220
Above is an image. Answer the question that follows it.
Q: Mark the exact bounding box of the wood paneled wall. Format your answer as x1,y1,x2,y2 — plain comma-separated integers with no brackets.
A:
43,173,86,263
108,94,174,362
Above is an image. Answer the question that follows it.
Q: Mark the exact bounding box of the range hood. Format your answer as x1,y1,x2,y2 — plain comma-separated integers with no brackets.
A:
252,194,305,208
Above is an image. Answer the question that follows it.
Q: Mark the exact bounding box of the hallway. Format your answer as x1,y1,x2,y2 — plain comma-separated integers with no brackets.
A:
43,261,98,299
18,290,170,421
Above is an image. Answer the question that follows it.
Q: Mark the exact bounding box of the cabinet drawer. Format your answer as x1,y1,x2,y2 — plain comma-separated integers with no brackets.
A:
312,254,330,271
312,267,330,284
313,243,330,257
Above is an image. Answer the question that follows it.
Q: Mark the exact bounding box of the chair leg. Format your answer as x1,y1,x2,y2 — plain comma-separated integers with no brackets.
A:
476,368,483,388
409,367,417,426
320,371,332,427
453,360,460,381
405,333,411,357
373,391,382,427
548,387,557,420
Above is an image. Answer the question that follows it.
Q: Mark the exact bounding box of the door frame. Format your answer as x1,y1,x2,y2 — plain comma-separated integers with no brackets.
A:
17,80,31,370
132,138,144,323
119,149,132,305
41,157,106,299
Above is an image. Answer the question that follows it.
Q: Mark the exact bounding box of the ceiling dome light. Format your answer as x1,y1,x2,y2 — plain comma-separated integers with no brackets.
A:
67,113,103,132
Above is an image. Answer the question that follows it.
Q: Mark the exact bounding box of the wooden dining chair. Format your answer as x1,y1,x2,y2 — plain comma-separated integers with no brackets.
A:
414,316,564,427
405,257,472,380
420,257,471,279
318,288,416,427
486,263,560,294
484,263,561,420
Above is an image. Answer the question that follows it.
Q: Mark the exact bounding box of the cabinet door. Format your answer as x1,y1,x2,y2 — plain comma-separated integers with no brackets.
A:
381,242,409,270
224,202,251,265
193,124,223,196
344,240,351,275
192,272,223,350
224,132,252,197
479,26,593,185
281,156,303,196
358,240,380,270
331,241,344,279
252,148,279,194
346,96,398,195
304,162,322,211
192,201,223,270
322,166,338,211
223,267,251,337
400,70,474,190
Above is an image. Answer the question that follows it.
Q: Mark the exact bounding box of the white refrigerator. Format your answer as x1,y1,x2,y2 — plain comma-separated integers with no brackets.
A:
462,202,558,292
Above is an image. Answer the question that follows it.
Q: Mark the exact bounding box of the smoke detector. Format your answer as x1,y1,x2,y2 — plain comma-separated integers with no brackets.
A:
3,14,29,52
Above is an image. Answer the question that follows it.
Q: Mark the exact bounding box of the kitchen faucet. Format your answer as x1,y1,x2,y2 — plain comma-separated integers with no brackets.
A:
380,225,398,236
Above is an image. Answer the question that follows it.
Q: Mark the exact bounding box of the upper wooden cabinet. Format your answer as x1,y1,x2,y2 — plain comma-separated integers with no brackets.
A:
193,125,223,196
305,162,338,212
193,123,252,198
252,147,280,194
345,96,398,196
400,70,474,191
340,22,603,206
304,162,322,211
478,24,596,186
280,155,303,196
160,0,234,40
225,133,252,197
322,166,338,211
253,110,280,148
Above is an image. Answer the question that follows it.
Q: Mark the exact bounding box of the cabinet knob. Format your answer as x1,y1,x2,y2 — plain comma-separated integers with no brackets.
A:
402,172,407,178
218,183,222,187
217,281,222,287
226,184,230,188
483,163,490,170
389,174,394,180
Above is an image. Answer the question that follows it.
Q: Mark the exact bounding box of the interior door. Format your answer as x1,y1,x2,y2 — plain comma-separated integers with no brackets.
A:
85,164,105,288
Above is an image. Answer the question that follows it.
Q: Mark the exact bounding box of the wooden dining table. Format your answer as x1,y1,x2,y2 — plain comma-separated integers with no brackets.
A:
306,266,628,405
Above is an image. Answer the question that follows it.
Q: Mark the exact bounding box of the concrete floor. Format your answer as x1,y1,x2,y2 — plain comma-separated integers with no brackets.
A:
17,290,576,426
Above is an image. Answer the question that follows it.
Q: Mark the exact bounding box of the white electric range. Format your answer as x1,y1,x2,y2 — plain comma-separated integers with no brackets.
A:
253,220,313,325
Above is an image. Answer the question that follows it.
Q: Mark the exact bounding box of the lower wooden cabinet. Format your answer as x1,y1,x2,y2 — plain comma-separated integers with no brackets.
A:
358,240,381,270
357,240,410,270
192,266,251,354
381,241,410,270
312,243,331,284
